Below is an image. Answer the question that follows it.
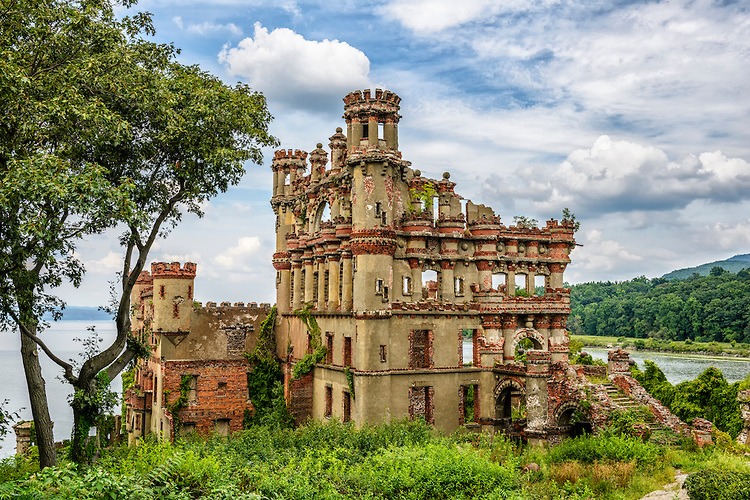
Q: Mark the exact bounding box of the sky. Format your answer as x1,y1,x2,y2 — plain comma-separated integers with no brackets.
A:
60,0,750,308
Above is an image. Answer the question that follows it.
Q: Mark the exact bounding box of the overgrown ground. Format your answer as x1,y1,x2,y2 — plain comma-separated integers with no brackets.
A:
2,420,749,500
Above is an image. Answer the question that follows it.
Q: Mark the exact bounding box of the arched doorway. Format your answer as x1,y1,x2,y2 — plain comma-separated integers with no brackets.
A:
494,377,525,420
554,402,592,438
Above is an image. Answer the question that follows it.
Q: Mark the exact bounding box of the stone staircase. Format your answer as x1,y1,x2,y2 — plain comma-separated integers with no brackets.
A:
602,383,665,433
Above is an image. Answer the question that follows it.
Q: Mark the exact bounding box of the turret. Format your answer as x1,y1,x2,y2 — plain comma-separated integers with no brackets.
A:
343,89,401,150
151,262,197,333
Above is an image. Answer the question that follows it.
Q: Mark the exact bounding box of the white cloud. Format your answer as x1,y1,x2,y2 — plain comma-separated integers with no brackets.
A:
573,229,642,272
213,236,262,270
381,0,562,34
172,16,242,36
481,135,750,218
218,23,370,109
703,219,750,249
86,251,123,274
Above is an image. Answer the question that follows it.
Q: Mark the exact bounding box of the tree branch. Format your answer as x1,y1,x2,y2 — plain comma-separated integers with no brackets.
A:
8,309,77,384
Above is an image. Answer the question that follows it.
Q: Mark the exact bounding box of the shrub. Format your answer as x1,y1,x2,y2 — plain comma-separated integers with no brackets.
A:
547,435,665,470
684,468,750,500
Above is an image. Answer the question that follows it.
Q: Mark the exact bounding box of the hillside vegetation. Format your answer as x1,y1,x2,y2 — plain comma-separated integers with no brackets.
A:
568,267,750,343
662,254,750,280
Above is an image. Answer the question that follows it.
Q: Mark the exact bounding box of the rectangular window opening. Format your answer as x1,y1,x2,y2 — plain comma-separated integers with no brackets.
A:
343,391,351,422
325,386,333,417
188,376,198,404
217,381,227,397
454,277,465,297
379,345,387,363
343,337,352,367
460,385,479,425
403,276,412,296
409,330,432,369
326,333,334,364
409,386,434,424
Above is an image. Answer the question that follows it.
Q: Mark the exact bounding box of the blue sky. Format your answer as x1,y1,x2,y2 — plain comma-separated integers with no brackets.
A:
63,0,750,307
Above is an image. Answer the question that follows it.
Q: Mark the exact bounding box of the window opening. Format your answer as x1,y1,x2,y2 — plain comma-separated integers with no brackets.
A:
421,269,438,300
361,123,369,141
344,337,352,367
379,345,387,362
382,285,389,302
343,391,351,422
187,286,192,299
215,419,230,437
461,329,475,366
491,274,506,293
461,385,479,424
325,386,333,417
378,122,384,140
187,376,198,403
409,329,432,369
159,285,165,299
375,278,384,295
454,276,465,296
534,275,546,296
402,276,412,295
173,303,179,318
409,386,434,424
514,274,527,296
326,333,334,364
217,381,227,397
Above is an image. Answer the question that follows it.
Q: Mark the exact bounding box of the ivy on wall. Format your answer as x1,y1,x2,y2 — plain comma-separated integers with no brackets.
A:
292,302,327,380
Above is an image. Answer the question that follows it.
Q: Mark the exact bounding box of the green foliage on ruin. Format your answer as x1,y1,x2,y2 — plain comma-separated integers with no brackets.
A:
567,270,750,343
165,375,192,435
291,302,327,380
344,366,355,400
243,306,292,428
407,183,437,214
632,361,750,438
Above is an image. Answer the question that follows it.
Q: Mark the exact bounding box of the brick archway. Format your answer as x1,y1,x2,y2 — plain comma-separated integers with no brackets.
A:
511,328,546,352
494,377,525,419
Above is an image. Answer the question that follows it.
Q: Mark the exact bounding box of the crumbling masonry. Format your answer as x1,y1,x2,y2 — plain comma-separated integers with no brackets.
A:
271,89,583,443
124,89,711,446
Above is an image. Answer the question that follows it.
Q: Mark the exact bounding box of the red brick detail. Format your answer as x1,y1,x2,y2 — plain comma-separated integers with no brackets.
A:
163,359,250,436
409,386,434,424
349,229,397,256
151,262,197,279
288,371,313,426
409,329,434,369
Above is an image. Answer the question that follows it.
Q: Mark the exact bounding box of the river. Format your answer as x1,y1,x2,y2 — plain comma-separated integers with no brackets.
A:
585,347,750,384
0,321,120,458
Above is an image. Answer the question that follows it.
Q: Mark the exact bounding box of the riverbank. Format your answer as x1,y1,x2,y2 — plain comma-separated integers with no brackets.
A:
572,334,750,359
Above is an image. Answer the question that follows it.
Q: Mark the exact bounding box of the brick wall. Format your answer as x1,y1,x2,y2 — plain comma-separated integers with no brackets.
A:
163,359,250,435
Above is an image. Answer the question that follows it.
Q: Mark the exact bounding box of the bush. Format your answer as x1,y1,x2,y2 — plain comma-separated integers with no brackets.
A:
684,468,750,500
546,435,665,470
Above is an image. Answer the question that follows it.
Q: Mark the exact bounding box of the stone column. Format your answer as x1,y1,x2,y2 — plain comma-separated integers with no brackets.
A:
440,261,455,302
549,314,568,363
368,115,378,145
502,315,518,362
506,265,516,297
327,257,340,312
341,254,353,312
292,263,303,310
316,257,327,310
525,351,551,446
304,257,314,305
411,264,423,300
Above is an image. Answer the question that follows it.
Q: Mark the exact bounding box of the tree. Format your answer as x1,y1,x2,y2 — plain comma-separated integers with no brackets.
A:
1,0,277,464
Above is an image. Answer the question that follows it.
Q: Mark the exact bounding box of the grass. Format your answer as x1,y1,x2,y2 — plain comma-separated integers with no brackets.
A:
2,421,750,500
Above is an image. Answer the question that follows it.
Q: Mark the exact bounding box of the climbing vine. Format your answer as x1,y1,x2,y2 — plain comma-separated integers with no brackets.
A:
165,375,191,435
244,306,292,427
292,302,327,380
344,366,355,400
70,371,118,461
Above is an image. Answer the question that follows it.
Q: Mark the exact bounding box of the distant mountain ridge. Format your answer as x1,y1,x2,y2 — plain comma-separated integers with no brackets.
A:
43,306,111,321
662,253,750,280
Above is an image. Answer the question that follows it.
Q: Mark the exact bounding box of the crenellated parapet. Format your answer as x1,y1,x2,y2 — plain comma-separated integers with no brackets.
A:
151,262,197,279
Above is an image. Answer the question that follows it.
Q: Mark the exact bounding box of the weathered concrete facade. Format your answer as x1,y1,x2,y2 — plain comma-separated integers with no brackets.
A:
272,89,584,441
124,262,270,441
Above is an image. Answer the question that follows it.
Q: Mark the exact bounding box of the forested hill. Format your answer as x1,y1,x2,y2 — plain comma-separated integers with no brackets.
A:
662,253,750,280
567,267,750,343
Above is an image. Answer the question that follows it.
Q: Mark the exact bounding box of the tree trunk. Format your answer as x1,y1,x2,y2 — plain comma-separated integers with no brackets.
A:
19,329,57,468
